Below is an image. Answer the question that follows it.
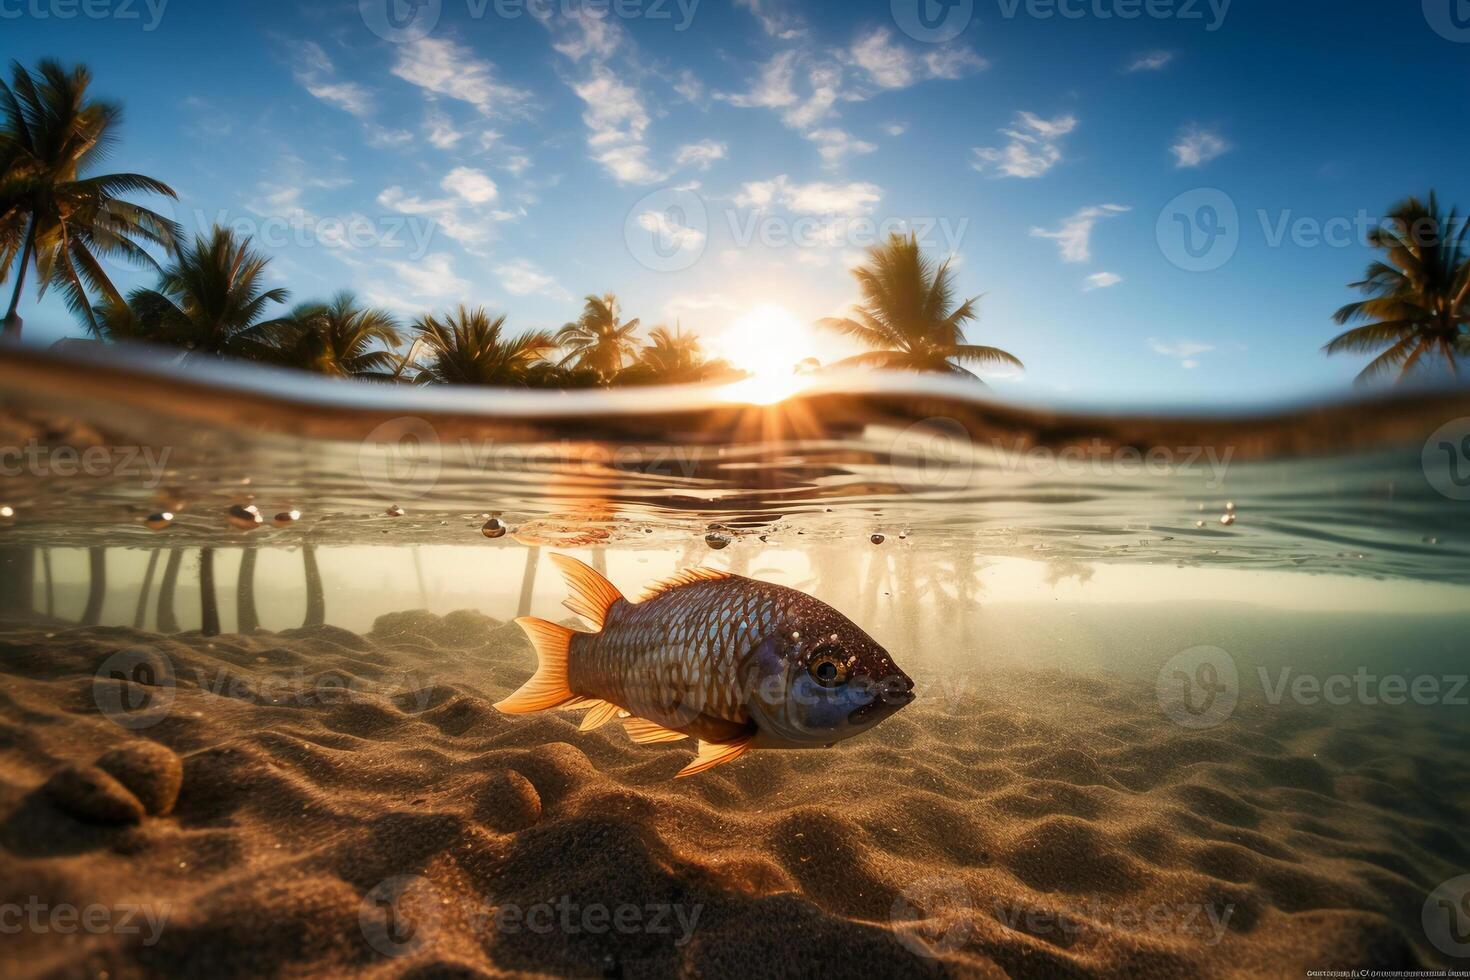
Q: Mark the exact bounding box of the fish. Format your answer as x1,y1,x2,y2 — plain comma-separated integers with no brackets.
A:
493,554,915,777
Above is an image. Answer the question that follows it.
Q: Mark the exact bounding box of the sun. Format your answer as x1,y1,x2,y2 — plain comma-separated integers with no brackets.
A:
711,305,823,404
718,305,819,380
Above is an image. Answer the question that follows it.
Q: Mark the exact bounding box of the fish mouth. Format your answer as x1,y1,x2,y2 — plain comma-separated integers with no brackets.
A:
848,674,915,725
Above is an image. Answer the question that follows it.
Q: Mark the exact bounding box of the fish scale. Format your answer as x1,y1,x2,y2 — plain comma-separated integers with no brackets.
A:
573,577,791,735
494,555,914,778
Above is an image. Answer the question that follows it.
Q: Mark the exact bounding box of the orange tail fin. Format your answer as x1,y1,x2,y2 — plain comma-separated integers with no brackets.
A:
494,617,576,713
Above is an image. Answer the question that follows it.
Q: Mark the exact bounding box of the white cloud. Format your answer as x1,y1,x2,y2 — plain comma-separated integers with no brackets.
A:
291,42,373,118
1030,204,1130,263
675,140,727,170
806,128,877,167
972,111,1078,179
552,14,621,61
637,209,706,254
392,38,531,117
718,50,801,111
1172,125,1231,168
1084,272,1123,291
383,253,469,301
734,0,806,39
497,258,569,299
1150,338,1214,369
883,121,908,137
734,175,881,215
425,110,463,150
847,28,985,89
674,70,705,105
1127,51,1176,72
442,167,498,204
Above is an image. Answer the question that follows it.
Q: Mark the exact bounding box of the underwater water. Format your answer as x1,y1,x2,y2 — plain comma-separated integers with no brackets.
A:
3,343,1470,977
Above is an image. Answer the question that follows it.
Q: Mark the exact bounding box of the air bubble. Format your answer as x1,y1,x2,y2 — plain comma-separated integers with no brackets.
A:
386,505,405,518
1219,513,1237,526
228,504,263,530
705,531,731,550
273,509,301,527
481,518,508,539
870,533,885,545
145,512,174,531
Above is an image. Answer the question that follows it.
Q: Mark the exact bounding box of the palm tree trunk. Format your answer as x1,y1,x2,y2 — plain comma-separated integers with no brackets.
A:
199,547,220,636
4,217,37,338
411,546,428,608
133,550,161,629
0,546,35,620
517,546,540,617
301,543,325,627
592,548,608,577
156,548,182,633
42,549,53,617
236,545,259,633
80,547,107,626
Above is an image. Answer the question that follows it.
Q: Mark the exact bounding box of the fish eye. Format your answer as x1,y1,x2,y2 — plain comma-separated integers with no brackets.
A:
807,646,848,687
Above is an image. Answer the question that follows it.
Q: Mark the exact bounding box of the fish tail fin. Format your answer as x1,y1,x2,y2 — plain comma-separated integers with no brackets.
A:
494,617,576,713
549,553,625,629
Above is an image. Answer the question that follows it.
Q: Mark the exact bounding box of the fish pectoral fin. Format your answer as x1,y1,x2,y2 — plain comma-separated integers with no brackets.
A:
549,553,624,629
676,736,754,778
624,717,690,744
577,700,624,732
494,618,575,714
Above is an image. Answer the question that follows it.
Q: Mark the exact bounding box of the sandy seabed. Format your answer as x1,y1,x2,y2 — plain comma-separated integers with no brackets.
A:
0,611,1466,979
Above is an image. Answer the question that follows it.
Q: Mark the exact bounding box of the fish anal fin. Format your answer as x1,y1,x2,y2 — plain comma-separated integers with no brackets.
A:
638,566,733,602
676,736,753,778
494,617,575,714
624,717,690,744
550,554,625,629
578,700,623,732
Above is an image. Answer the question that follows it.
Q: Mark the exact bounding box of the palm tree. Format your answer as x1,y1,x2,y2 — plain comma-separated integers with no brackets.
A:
301,542,325,627
155,547,182,632
198,546,220,636
412,305,556,385
1325,194,1469,383
556,293,639,382
1,59,179,337
273,291,403,378
111,225,290,358
819,233,1023,379
621,323,738,384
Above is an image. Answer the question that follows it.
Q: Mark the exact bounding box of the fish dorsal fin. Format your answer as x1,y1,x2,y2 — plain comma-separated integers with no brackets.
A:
549,554,624,629
638,566,733,602
577,700,624,732
676,736,753,778
624,717,690,744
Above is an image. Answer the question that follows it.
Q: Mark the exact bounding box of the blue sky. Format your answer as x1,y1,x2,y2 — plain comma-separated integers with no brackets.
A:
6,0,1469,404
